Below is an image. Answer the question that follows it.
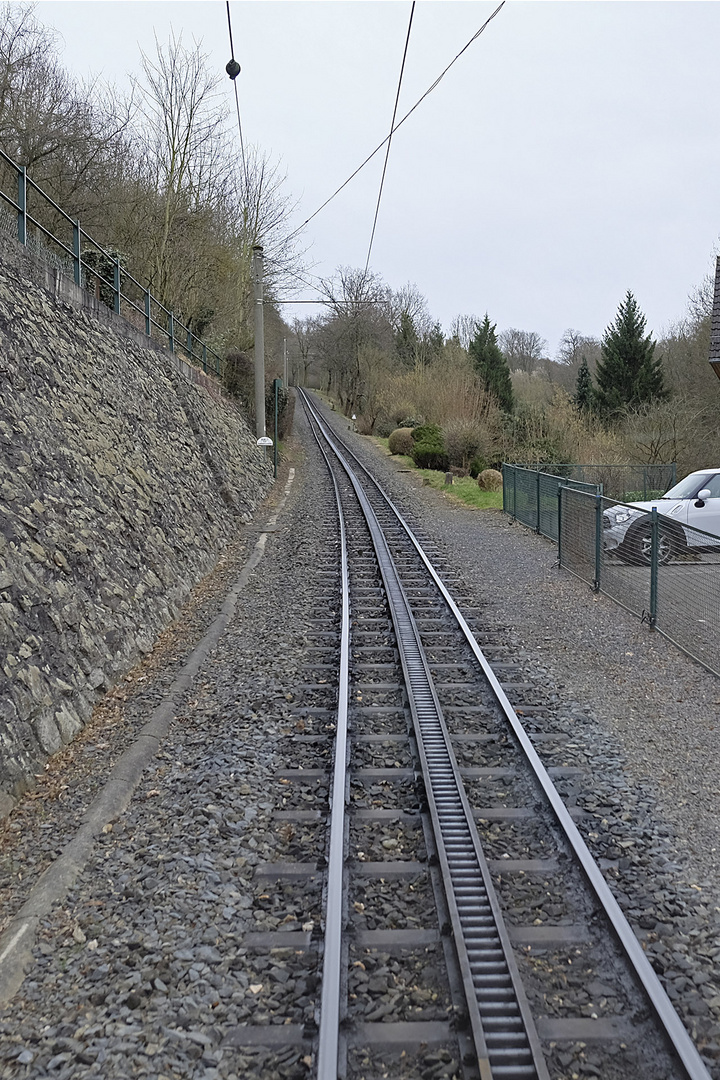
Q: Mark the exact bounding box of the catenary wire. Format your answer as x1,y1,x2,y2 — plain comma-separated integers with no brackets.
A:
364,2,415,277
225,2,251,204
277,266,391,307
286,0,505,244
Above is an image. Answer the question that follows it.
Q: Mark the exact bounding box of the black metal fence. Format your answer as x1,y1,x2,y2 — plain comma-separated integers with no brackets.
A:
559,487,720,678
0,147,222,376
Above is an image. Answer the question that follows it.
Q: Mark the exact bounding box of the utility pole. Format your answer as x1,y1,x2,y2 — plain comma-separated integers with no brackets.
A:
283,337,288,387
253,245,266,438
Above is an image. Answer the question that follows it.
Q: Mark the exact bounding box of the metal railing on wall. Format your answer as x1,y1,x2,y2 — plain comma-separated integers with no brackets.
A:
0,147,223,378
559,487,720,678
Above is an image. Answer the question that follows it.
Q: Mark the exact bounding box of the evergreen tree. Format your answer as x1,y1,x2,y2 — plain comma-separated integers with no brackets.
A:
395,313,444,369
594,292,667,416
574,356,593,411
395,311,419,366
469,314,514,412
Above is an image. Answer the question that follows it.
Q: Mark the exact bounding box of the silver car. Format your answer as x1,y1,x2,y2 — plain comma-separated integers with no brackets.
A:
603,469,720,564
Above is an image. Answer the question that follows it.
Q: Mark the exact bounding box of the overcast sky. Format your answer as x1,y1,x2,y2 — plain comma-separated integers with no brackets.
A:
32,0,720,356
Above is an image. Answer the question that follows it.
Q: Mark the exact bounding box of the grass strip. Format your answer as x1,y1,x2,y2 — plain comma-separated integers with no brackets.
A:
371,438,503,511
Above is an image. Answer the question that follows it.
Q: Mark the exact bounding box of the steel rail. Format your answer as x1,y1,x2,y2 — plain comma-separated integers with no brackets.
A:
299,389,713,1080
304,400,548,1080
308,419,352,1080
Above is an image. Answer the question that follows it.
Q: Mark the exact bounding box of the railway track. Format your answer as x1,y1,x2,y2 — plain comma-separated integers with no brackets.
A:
226,390,713,1080
300,399,716,1080
0,389,716,1080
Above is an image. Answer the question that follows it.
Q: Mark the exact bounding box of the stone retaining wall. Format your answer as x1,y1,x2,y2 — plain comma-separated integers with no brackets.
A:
0,236,273,814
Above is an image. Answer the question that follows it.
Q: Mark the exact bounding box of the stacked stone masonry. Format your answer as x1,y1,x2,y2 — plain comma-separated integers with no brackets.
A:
0,235,273,814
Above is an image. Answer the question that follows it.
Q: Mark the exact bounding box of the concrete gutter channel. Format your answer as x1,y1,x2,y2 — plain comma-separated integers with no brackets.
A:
0,468,297,1007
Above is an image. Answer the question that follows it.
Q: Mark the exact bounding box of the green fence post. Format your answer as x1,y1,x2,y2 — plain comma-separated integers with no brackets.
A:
187,330,193,363
557,486,563,567
145,290,151,336
513,467,517,520
649,507,658,628
502,465,507,514
202,345,207,373
17,166,27,245
168,312,175,353
536,470,541,533
594,494,602,592
72,221,81,285
113,259,120,314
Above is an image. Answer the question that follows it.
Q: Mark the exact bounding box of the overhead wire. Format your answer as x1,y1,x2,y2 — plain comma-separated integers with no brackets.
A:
286,0,506,244
274,267,388,306
364,2,415,277
225,1,251,202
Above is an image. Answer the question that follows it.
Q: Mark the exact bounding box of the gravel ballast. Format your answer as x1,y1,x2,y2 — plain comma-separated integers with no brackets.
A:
1,395,720,1077
325,412,720,894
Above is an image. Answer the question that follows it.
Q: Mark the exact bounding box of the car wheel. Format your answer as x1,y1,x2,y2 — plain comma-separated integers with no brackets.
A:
622,520,681,565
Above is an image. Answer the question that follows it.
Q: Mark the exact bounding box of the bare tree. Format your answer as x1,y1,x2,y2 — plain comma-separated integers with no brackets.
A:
687,272,715,323
237,147,302,292
127,32,301,351
0,3,132,228
292,316,320,386
499,328,548,374
133,33,230,310
556,328,601,371
449,314,478,350
315,267,392,415
542,328,603,392
387,284,443,372
387,283,430,333
621,397,708,469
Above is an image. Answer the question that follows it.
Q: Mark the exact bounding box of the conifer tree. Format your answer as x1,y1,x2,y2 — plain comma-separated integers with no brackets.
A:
594,292,667,416
469,314,514,412
395,311,419,366
574,356,593,411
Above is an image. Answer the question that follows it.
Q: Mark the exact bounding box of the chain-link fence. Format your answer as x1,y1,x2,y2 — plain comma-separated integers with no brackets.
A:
538,462,676,500
506,462,676,502
559,488,720,677
503,465,599,541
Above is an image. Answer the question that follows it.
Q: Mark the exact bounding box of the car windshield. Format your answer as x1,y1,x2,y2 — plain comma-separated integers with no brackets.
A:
661,473,715,499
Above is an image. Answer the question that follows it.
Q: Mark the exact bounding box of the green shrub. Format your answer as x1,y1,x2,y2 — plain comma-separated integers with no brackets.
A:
469,456,486,479
410,423,448,471
411,423,443,444
413,444,449,470
388,428,415,455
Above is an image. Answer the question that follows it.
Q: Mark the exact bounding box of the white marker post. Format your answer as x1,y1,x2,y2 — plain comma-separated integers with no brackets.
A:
257,435,273,466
